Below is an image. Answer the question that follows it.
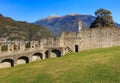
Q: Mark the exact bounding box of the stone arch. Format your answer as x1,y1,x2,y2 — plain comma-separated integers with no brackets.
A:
32,53,43,61
51,49,61,57
45,50,49,58
17,56,29,65
0,59,14,68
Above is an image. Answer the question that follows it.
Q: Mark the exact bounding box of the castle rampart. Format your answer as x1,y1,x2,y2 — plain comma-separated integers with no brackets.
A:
61,27,120,52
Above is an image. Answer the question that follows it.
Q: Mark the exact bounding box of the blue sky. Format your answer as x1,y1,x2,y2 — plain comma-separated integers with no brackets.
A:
0,0,120,23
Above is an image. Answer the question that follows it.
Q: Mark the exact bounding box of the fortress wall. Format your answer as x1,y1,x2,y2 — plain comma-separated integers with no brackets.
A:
61,32,77,38
80,29,92,50
61,32,77,52
61,28,120,52
80,28,120,50
112,28,120,46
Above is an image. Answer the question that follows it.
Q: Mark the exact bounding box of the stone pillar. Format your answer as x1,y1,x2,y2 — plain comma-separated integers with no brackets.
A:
20,42,26,51
8,44,14,53
35,41,39,47
61,32,65,38
14,58,17,66
42,52,46,59
39,39,43,49
11,44,14,52
75,33,80,46
30,41,35,49
0,45,1,53
40,38,47,48
30,41,33,48
48,50,52,58
43,38,47,44
78,21,82,32
29,55,32,63
39,40,43,49
58,37,64,47
49,38,54,44
61,47,66,56
13,43,19,50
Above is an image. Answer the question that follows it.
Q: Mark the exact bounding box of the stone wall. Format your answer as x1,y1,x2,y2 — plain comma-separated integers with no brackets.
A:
1,27,120,53
80,28,120,50
61,32,78,52
61,27,120,51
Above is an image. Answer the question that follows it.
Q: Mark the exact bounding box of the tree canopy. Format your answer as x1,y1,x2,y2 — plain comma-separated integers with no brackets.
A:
90,8,114,28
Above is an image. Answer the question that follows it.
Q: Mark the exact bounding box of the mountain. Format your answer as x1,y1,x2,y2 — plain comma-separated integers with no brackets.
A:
34,14,120,36
34,14,96,36
115,22,120,27
0,14,53,41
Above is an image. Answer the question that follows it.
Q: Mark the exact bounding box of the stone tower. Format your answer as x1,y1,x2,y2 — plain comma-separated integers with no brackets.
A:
78,21,82,32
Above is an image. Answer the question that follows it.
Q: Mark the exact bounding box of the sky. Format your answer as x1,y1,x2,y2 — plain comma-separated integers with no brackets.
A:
0,0,120,23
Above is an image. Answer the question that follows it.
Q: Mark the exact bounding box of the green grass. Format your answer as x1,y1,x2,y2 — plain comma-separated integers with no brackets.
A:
0,46,120,83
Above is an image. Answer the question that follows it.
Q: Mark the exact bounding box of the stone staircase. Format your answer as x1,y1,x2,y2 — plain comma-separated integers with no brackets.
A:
64,39,75,53
65,46,73,52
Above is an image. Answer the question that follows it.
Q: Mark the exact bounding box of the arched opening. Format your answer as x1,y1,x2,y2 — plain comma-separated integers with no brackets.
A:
51,49,61,57
45,50,49,58
1,45,8,51
0,59,14,68
32,53,43,61
17,56,29,65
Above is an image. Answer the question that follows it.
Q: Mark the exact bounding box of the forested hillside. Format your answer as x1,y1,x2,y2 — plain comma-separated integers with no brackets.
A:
0,14,53,41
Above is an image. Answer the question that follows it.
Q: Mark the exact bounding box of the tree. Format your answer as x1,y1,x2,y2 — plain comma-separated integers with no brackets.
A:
90,8,114,28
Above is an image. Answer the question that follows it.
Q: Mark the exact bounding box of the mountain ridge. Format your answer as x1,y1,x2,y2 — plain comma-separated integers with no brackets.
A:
34,14,96,36
34,14,120,36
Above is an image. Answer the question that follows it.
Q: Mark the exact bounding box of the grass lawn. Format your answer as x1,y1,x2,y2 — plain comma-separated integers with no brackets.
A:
0,46,120,83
